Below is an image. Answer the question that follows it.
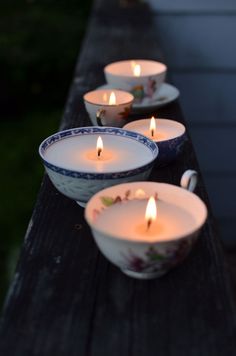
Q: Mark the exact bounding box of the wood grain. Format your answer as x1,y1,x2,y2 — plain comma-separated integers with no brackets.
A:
1,0,236,355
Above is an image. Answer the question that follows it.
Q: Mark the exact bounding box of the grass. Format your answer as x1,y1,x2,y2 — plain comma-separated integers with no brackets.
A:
0,0,92,308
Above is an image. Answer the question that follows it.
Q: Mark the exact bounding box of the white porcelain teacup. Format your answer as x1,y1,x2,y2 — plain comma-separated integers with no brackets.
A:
84,89,134,127
85,170,207,279
104,59,167,103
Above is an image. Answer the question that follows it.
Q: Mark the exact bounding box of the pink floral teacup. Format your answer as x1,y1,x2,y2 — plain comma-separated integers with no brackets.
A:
84,89,134,127
85,171,207,279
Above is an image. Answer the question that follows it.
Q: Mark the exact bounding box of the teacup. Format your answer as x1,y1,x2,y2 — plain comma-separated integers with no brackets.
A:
84,89,134,127
104,59,167,103
39,127,159,207
124,118,187,166
85,170,207,279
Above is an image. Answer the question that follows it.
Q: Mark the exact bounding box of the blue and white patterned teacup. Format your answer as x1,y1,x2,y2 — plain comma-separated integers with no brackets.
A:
39,127,159,207
124,118,187,166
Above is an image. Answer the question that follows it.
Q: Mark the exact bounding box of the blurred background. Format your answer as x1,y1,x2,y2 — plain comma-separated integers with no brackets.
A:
148,0,236,291
1,0,236,309
0,0,92,308
149,0,236,250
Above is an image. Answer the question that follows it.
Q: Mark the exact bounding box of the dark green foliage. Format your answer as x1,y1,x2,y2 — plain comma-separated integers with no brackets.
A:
0,0,92,308
0,0,91,116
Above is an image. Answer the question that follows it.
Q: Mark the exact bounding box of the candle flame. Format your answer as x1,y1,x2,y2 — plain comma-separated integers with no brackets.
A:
109,91,116,105
131,61,141,76
145,196,157,230
150,116,156,138
96,136,103,157
103,93,108,102
133,64,141,77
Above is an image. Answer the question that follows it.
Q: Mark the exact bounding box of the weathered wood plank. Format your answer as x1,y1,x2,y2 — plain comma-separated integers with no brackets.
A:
0,0,236,355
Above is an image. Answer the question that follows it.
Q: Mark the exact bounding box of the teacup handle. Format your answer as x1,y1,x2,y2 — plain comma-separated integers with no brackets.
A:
96,108,106,126
180,170,198,192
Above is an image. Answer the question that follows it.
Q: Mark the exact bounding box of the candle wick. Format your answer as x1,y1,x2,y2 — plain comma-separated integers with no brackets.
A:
97,148,102,158
146,218,152,231
151,129,154,137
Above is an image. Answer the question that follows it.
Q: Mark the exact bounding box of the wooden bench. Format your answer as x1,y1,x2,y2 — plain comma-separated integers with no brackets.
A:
1,0,236,354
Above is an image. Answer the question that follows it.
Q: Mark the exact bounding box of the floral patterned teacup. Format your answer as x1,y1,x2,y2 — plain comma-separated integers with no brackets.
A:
84,89,134,127
85,171,207,279
104,60,167,103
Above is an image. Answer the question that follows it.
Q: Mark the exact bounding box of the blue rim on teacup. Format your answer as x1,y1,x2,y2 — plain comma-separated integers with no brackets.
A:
39,127,158,178
39,127,159,206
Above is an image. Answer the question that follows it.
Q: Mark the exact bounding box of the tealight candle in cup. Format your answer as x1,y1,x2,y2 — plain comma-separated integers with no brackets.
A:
85,170,207,279
39,126,158,207
83,89,134,127
104,59,167,103
124,117,187,166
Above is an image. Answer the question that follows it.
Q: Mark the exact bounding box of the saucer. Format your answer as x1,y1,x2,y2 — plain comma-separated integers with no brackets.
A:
96,83,180,113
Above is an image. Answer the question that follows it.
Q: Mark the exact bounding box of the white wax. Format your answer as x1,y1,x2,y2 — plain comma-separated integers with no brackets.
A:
124,119,185,142
44,134,154,172
84,89,133,106
105,60,166,77
95,199,196,242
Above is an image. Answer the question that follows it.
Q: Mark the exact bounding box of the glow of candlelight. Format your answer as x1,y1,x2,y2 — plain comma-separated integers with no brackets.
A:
109,91,116,105
145,196,157,230
103,93,108,102
150,116,156,138
96,136,103,157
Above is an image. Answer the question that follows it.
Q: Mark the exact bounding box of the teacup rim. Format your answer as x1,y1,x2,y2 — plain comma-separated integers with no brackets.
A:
39,127,159,177
85,180,208,243
124,118,186,142
83,89,134,107
104,59,167,78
